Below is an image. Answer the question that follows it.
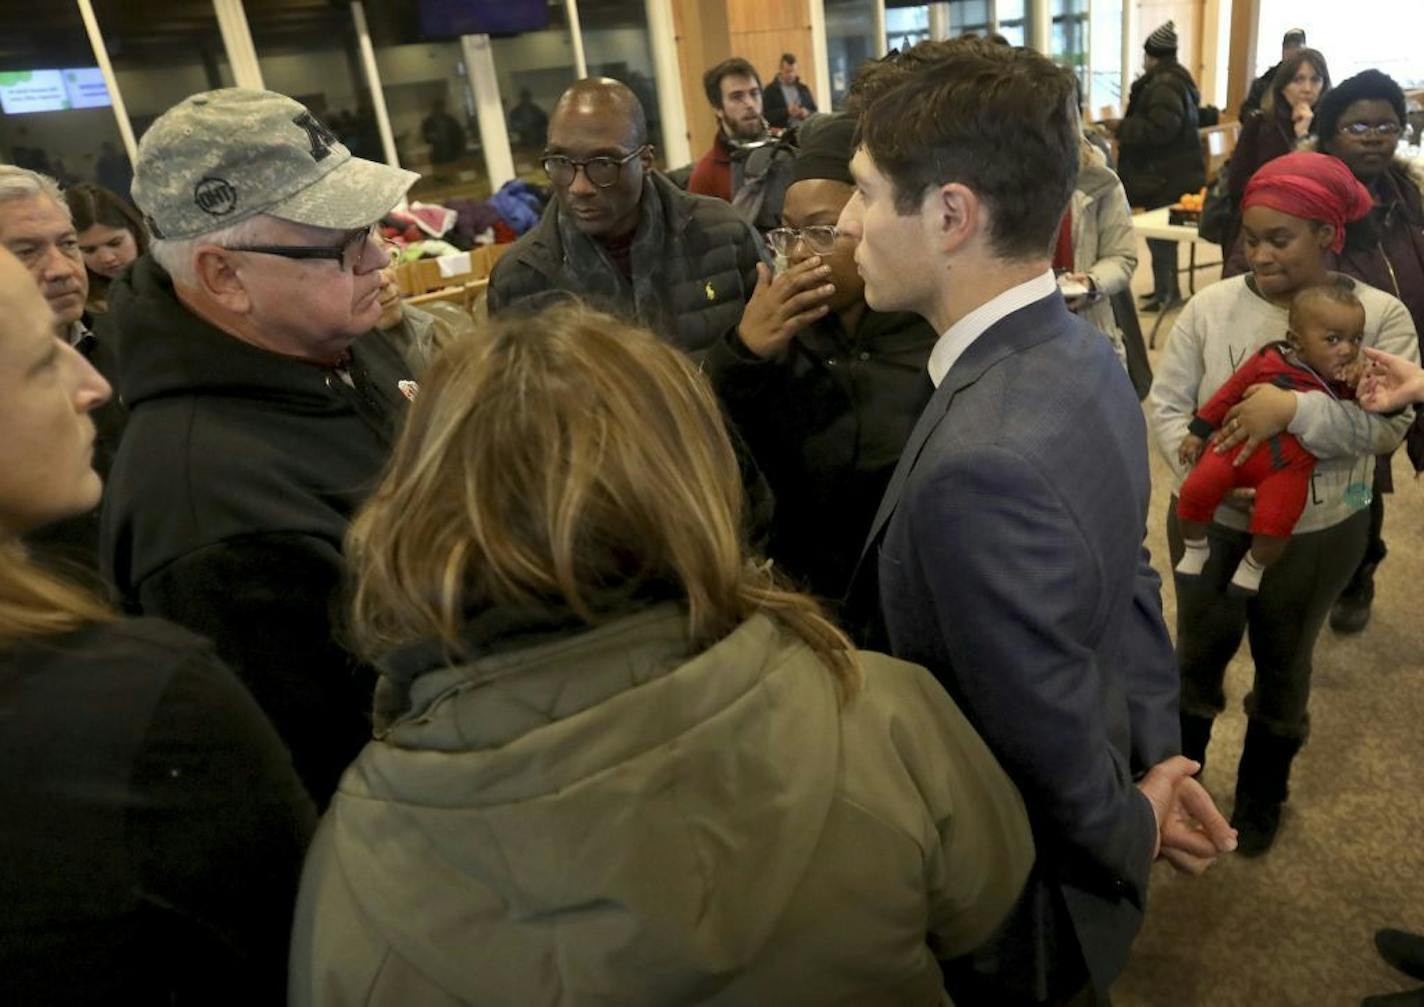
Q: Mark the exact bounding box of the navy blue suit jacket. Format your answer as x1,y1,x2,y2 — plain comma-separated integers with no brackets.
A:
855,292,1179,996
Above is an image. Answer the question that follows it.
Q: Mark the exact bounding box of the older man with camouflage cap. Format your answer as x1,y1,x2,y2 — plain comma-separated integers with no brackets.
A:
100,88,418,805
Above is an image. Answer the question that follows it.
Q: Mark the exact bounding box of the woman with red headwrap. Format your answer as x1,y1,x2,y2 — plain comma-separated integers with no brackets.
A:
1148,151,1418,855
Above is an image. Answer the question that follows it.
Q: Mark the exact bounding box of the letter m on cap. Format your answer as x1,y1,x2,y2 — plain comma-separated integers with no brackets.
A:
293,111,338,162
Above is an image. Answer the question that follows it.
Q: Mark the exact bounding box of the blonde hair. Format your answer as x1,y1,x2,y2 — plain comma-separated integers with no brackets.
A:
0,542,114,651
348,303,860,700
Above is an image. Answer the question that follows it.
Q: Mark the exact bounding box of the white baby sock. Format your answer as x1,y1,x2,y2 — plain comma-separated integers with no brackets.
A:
1230,553,1267,595
1176,537,1211,576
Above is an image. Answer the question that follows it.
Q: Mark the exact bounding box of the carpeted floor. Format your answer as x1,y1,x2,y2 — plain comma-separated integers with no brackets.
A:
1113,247,1424,1006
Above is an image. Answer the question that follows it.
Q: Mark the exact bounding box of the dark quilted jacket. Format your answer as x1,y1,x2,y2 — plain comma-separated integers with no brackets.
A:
487,171,767,353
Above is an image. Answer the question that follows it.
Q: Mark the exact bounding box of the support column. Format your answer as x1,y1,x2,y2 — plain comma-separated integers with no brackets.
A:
460,34,516,191
212,0,264,89
1031,0,1051,55
929,2,951,41
75,0,138,165
647,0,692,167
350,2,400,170
564,0,589,79
1199,0,1232,109
810,0,832,106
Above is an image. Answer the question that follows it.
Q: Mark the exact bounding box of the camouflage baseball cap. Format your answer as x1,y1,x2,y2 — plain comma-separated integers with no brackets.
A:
132,88,418,240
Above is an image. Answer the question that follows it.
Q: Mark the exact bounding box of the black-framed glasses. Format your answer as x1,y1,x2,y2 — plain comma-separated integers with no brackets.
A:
765,225,840,256
542,146,646,188
1338,121,1402,138
227,224,381,272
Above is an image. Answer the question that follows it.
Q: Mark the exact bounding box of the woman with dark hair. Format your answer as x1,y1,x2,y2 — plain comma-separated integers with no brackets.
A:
1150,152,1417,855
1313,69,1424,633
1221,48,1331,252
0,247,315,1003
290,302,1034,1005
66,182,148,313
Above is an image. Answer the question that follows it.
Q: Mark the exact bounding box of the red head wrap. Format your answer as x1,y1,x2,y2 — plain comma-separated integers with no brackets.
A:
1240,151,1375,254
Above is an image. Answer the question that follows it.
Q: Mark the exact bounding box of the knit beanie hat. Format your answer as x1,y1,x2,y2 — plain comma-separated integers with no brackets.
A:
1145,22,1178,57
790,113,856,186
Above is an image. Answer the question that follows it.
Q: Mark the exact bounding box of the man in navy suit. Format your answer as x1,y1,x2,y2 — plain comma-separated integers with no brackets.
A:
839,40,1236,1004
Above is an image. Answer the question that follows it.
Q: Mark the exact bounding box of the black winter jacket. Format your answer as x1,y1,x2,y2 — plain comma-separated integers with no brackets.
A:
1117,61,1205,209
763,78,818,129
704,308,937,602
487,171,766,353
0,617,314,1005
100,255,413,805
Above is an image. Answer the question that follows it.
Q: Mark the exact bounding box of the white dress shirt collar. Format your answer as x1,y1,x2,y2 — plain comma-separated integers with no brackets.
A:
927,269,1058,387
66,318,91,348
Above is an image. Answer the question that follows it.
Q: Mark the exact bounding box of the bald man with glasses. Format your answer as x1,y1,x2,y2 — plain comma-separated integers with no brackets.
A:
99,87,419,806
488,77,782,353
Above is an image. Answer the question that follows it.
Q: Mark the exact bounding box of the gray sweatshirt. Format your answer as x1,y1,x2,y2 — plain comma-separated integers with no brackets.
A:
1149,274,1418,534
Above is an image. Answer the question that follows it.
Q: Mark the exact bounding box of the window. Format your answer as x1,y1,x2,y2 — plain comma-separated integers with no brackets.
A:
886,6,931,53
1256,1,1424,88
1051,0,1089,99
949,0,990,38
1087,0,1124,115
994,0,1027,45
824,0,879,109
0,3,130,196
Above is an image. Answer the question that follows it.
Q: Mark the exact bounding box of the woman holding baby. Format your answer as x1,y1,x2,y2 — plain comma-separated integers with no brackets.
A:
1148,151,1418,856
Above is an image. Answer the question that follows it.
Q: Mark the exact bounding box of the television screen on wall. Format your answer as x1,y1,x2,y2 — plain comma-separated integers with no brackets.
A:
0,69,112,115
418,0,551,38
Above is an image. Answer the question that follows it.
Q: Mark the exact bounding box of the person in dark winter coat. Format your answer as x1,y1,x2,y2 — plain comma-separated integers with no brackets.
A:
1110,21,1205,311
762,53,818,129
490,77,768,353
1315,70,1424,635
100,88,420,807
1222,48,1330,254
0,246,316,1006
703,113,936,603
1240,28,1309,119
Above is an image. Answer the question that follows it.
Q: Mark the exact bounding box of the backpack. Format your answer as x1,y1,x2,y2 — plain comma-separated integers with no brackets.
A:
1197,164,1237,246
729,127,800,232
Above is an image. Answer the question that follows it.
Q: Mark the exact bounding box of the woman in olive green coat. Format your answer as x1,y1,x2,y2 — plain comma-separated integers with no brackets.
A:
290,303,1033,1006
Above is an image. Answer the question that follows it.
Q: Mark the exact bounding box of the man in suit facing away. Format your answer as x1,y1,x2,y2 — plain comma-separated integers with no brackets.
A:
838,40,1236,1005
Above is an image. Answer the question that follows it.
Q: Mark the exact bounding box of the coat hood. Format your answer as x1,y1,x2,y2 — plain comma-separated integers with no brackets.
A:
328,604,845,1004
1077,140,1119,200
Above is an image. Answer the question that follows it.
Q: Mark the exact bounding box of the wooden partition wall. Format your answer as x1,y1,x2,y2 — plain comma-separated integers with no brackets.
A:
669,0,817,168
1225,0,1261,119
670,0,731,165
728,0,820,111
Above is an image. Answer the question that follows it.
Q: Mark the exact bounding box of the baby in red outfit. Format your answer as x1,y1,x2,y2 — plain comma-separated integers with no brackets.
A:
1176,284,1366,594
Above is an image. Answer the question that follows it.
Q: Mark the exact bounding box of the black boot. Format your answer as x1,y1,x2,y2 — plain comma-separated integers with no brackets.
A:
1378,929,1424,981
1180,713,1214,772
1331,559,1379,634
1231,719,1303,857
